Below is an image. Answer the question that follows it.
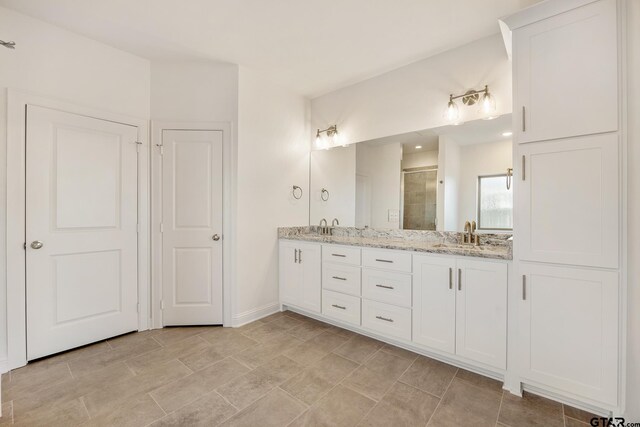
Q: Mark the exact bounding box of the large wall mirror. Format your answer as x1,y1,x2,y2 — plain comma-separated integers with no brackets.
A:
309,114,513,233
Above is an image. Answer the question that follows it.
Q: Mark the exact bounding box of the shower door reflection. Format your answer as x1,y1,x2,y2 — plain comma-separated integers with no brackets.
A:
402,168,438,230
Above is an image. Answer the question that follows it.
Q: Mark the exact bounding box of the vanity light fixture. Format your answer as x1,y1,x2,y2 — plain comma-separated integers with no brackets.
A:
415,145,422,149
502,131,513,137
0,39,16,49
316,125,340,149
444,85,497,123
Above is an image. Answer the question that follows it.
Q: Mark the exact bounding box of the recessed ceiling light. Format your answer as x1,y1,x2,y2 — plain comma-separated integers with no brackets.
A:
502,131,513,137
415,145,422,149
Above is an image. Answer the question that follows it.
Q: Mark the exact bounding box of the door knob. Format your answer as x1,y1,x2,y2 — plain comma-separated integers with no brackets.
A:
212,234,220,241
30,241,44,249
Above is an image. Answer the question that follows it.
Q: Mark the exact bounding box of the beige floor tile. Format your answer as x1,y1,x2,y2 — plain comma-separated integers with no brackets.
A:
150,392,237,426
84,393,164,427
398,355,457,397
563,405,599,424
126,335,210,374
287,320,330,341
152,326,213,346
363,350,413,379
219,388,306,427
106,330,163,349
12,397,88,427
150,358,250,413
68,337,161,377
4,360,73,399
498,391,564,427
332,335,383,363
306,331,351,352
200,329,258,357
359,382,440,427
280,353,358,405
428,378,502,427
259,312,289,323
455,368,504,395
565,417,591,427
284,341,329,366
0,402,12,425
234,333,302,368
83,359,191,418
291,385,375,427
379,343,419,361
241,322,293,343
282,311,309,321
342,366,396,400
178,346,225,372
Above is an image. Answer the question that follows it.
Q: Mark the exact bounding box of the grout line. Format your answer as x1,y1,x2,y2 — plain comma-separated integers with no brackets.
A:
424,368,458,427
123,361,138,376
147,392,167,416
79,396,91,420
495,390,505,426
229,355,255,371
214,389,241,412
277,386,310,408
173,358,194,374
66,362,75,380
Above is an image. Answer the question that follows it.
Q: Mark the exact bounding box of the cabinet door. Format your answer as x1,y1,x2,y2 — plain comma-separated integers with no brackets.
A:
514,0,618,143
518,263,618,405
455,259,507,369
279,241,301,306
298,242,321,313
412,255,456,353
518,134,619,268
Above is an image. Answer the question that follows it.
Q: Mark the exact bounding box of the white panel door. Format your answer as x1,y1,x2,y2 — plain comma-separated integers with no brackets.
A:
455,259,507,369
518,134,619,268
412,254,456,353
26,106,139,360
514,0,618,143
519,263,618,405
162,130,223,325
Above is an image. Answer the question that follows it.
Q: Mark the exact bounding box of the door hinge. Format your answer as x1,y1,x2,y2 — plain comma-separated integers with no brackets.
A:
156,144,164,155
134,141,143,153
23,242,26,250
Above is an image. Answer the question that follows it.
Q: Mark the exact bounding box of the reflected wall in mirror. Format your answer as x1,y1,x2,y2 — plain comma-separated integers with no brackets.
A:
310,114,513,233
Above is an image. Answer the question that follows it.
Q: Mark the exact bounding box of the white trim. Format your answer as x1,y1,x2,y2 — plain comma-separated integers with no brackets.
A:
6,89,150,371
151,121,234,329
501,0,601,30
232,302,280,327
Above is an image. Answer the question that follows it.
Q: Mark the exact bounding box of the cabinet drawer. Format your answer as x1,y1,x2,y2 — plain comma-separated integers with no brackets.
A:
322,245,361,266
362,268,411,307
362,299,411,341
322,263,361,296
362,249,412,273
322,290,361,326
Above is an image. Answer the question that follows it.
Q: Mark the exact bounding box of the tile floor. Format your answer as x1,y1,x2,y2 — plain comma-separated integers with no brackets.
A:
0,310,599,426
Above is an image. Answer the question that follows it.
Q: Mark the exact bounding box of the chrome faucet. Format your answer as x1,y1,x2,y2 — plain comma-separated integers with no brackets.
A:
319,218,329,235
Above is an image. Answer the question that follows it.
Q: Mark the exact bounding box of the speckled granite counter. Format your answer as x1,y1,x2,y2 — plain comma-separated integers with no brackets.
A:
278,226,512,260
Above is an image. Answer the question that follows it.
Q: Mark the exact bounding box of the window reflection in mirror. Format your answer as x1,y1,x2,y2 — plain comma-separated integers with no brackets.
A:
309,114,513,233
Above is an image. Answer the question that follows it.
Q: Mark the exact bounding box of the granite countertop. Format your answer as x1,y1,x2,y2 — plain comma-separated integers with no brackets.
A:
278,226,512,261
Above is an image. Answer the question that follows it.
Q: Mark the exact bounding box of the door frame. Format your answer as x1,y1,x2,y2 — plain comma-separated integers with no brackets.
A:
151,121,234,329
5,90,150,371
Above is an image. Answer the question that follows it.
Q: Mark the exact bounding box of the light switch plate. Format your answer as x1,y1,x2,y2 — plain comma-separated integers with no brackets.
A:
388,209,399,222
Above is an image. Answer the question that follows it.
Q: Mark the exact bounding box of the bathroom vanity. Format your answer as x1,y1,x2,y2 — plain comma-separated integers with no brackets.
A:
279,227,511,379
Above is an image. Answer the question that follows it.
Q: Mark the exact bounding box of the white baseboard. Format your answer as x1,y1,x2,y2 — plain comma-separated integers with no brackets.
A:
232,302,280,327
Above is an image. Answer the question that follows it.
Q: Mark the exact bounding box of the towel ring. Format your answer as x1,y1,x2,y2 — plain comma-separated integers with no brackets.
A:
321,188,330,201
292,185,303,200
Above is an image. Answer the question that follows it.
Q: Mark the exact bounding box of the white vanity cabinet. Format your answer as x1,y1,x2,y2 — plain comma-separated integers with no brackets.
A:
513,0,618,143
413,254,507,370
279,240,321,313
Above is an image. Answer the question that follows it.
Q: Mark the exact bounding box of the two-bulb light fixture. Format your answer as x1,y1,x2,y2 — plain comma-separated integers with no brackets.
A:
444,85,497,124
315,125,346,150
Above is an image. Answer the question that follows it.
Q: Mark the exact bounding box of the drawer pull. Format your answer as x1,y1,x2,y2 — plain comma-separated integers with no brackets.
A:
375,315,394,323
331,253,346,257
375,284,394,290
332,276,347,281
375,259,394,263
449,267,452,289
332,304,347,310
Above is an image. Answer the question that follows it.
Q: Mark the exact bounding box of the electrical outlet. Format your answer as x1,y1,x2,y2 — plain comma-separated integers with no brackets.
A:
388,209,400,222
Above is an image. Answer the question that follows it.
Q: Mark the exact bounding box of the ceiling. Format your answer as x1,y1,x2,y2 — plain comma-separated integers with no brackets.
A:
0,0,539,97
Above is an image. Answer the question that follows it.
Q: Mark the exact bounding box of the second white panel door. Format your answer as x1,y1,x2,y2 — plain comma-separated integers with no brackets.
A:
162,130,223,325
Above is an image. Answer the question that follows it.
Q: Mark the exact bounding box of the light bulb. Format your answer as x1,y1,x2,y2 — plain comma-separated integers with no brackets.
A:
444,97,460,123
480,91,496,119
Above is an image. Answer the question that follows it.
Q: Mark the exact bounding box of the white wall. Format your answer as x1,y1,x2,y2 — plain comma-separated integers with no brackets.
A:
309,146,356,226
625,0,640,419
402,149,439,169
235,66,310,321
356,143,402,229
439,136,460,231
150,61,238,122
0,6,151,366
311,34,511,145
456,139,512,229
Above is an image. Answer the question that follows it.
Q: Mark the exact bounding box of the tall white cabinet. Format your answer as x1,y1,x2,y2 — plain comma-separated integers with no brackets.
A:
505,0,624,413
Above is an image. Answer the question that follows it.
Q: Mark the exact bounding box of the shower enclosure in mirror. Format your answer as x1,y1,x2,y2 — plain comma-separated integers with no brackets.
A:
309,114,513,233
